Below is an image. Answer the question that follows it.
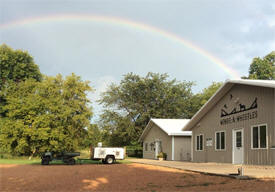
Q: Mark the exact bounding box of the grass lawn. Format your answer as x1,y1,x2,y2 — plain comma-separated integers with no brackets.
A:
0,149,132,165
0,158,132,165
0,158,41,165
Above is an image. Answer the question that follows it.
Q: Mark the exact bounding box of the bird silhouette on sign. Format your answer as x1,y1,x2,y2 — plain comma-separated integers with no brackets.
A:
249,97,257,109
221,109,229,117
220,97,258,117
239,104,246,111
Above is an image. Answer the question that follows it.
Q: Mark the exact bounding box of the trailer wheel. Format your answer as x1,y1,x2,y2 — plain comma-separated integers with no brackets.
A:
105,156,114,164
67,158,76,165
41,157,50,165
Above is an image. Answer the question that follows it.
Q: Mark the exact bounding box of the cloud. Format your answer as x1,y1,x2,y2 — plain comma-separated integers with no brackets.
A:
90,75,117,101
88,75,118,120
2,0,275,119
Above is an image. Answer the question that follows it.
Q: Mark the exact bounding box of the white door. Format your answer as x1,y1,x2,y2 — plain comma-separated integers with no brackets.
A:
155,140,160,159
232,129,244,164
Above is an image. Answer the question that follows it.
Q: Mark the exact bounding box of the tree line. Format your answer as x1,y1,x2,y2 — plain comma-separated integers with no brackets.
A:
0,44,274,156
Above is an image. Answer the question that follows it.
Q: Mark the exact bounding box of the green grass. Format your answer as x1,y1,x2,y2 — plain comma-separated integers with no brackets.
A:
0,149,132,165
0,158,41,164
125,156,142,159
77,158,132,164
77,159,102,164
0,158,75,165
117,159,132,164
0,158,132,165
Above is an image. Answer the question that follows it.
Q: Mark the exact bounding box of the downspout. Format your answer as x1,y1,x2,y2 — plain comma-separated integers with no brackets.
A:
191,135,193,161
172,136,174,161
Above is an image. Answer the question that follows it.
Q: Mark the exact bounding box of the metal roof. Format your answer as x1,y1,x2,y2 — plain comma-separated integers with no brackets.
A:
139,118,191,142
183,79,275,131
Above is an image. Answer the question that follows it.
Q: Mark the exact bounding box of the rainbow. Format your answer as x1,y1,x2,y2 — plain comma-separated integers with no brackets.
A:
0,14,240,78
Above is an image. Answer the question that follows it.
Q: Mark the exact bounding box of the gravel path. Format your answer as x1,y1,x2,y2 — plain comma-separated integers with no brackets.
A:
1,163,274,191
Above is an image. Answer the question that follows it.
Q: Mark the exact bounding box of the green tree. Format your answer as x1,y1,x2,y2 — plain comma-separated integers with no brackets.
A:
98,72,194,146
0,44,42,117
191,82,223,115
244,51,275,80
0,74,93,157
0,44,42,86
82,124,103,148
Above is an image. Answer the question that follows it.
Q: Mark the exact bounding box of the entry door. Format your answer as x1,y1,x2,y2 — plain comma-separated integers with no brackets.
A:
155,140,160,159
233,129,244,164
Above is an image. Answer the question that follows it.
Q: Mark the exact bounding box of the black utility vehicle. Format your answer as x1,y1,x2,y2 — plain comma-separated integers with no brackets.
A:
41,152,80,165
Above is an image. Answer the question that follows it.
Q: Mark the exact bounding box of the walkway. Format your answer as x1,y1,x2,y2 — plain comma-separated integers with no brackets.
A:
129,158,275,179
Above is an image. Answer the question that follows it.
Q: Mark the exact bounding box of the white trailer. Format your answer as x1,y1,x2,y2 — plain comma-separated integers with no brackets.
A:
92,147,125,164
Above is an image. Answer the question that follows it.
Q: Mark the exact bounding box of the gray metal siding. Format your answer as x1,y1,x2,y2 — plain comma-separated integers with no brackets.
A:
142,124,172,160
174,136,191,161
192,84,274,165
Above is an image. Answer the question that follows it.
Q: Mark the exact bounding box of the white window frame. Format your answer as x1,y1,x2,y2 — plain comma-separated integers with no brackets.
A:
251,124,268,150
215,131,226,151
195,134,204,151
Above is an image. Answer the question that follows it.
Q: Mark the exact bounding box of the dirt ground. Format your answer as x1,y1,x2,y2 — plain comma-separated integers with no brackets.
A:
1,163,275,192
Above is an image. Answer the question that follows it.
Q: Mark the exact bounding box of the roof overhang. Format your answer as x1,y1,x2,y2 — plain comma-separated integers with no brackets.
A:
138,120,154,142
138,118,192,142
168,132,192,136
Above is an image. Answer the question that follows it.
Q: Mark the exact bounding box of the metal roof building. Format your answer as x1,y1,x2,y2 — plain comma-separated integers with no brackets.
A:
139,118,192,161
183,79,275,165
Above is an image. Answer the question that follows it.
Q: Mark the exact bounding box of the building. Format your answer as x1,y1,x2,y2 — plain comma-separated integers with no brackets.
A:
139,118,192,161
183,79,275,165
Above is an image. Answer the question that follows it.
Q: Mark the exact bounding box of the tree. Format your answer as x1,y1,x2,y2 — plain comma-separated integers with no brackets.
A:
244,51,275,80
0,74,93,157
0,44,42,87
98,72,195,146
81,124,103,148
190,82,223,115
0,44,42,117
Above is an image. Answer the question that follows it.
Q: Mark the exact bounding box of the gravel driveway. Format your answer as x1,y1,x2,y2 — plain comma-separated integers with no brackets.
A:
1,163,274,191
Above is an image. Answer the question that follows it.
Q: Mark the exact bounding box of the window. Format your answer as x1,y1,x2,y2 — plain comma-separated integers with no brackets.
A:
145,143,148,151
216,131,225,150
236,131,242,147
196,134,203,151
252,125,267,149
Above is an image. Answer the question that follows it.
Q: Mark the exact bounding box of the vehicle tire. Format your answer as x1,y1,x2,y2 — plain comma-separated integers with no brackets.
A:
67,158,76,165
41,157,49,165
105,156,114,164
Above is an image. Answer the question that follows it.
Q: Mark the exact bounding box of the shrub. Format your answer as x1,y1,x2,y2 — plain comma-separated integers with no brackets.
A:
157,152,167,159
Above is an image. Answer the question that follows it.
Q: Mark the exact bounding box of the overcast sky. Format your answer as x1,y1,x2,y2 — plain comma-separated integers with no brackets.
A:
1,0,275,118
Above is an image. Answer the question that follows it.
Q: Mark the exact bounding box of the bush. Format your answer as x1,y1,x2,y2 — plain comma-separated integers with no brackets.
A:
157,152,167,159
126,146,143,158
